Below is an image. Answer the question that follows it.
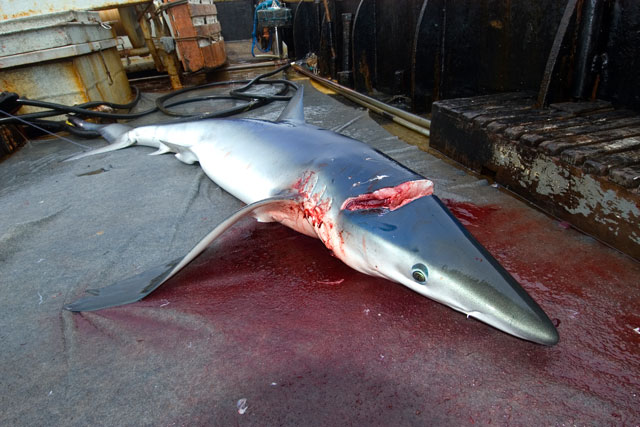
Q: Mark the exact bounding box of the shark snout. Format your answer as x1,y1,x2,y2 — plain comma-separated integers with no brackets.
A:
467,292,559,346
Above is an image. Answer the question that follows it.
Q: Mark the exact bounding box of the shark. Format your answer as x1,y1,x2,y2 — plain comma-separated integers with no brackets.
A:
64,84,559,346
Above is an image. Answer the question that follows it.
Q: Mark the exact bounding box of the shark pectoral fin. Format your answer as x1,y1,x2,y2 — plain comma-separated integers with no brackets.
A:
64,195,300,312
63,258,181,312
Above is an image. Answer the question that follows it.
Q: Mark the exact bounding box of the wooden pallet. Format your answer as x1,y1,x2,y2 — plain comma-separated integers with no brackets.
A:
164,0,226,72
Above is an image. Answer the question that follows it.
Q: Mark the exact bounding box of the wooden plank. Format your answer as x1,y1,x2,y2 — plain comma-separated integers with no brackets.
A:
435,92,534,109
549,99,612,115
207,40,226,68
168,1,196,37
560,136,640,165
463,105,533,123
508,110,634,144
484,110,570,133
539,126,640,155
188,3,217,17
583,148,640,175
453,96,532,115
609,165,640,189
194,22,222,36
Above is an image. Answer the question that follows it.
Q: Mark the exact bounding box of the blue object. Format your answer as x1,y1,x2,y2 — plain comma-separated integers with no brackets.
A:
251,0,281,56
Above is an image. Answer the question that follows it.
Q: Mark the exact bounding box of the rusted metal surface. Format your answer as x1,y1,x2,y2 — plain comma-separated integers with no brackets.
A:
0,47,131,116
99,7,146,48
351,0,376,94
431,94,640,259
292,2,321,60
536,0,580,108
0,23,115,58
0,125,26,157
0,10,131,114
0,0,149,21
0,39,118,69
163,0,226,72
410,0,444,112
598,1,640,110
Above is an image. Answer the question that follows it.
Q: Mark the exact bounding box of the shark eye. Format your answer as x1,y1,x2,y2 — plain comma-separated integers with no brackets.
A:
411,263,428,283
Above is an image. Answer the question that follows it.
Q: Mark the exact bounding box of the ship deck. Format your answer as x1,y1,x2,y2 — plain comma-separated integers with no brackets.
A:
1,78,639,425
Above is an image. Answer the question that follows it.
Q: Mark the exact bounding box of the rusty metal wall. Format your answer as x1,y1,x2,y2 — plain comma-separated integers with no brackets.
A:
287,0,640,113
597,0,640,110
410,0,566,112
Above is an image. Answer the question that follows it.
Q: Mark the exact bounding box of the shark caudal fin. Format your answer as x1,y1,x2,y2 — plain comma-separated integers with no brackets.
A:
64,117,134,161
276,84,305,124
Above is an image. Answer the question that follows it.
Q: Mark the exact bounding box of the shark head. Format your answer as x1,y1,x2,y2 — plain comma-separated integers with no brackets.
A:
339,194,559,346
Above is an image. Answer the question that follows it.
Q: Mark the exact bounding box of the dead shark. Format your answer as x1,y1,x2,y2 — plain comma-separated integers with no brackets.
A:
64,84,559,345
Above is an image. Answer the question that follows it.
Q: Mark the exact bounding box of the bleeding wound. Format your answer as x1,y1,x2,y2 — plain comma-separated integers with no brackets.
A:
340,179,434,211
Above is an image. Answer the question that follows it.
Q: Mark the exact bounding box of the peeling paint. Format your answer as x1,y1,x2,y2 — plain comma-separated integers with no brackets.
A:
490,142,640,259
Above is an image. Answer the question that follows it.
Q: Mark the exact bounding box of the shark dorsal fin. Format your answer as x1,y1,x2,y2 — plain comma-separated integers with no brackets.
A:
276,84,305,124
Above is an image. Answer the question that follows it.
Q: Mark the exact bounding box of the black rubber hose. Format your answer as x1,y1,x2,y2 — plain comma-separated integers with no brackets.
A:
1,63,295,134
154,63,294,117
0,87,146,125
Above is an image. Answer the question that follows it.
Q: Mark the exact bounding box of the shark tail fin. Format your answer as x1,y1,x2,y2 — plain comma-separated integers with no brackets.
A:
64,118,135,161
276,84,305,124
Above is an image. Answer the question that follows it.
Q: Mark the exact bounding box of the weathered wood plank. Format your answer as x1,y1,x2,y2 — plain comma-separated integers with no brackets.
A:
485,110,570,133
194,22,222,36
539,126,640,155
583,148,640,175
512,110,636,144
188,3,217,17
548,99,612,115
522,114,640,147
560,136,640,166
609,165,640,189
434,92,534,109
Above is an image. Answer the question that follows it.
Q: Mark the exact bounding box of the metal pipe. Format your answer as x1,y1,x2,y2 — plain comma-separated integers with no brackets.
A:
337,90,430,137
572,0,606,99
272,26,281,58
138,11,164,72
221,60,288,72
292,63,431,130
341,13,353,72
120,47,150,57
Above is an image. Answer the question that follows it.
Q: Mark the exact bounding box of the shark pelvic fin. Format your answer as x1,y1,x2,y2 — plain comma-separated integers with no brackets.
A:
158,140,198,165
276,84,305,124
64,194,301,312
148,144,172,156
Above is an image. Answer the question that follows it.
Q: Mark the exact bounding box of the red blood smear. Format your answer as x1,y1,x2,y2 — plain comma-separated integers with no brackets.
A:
442,198,499,227
341,179,434,211
74,201,640,425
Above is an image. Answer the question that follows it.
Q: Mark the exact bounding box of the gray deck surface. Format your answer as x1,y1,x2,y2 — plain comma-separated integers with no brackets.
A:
1,80,638,425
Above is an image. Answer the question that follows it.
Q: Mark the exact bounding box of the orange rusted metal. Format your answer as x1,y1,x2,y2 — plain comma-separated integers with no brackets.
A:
163,0,226,73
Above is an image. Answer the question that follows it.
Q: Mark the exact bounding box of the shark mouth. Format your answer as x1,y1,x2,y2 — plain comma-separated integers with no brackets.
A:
340,179,434,212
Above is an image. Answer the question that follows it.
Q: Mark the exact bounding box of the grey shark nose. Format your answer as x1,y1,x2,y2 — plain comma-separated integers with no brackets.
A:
522,314,559,346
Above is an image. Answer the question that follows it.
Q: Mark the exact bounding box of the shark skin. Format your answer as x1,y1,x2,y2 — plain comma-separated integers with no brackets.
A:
64,86,559,346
